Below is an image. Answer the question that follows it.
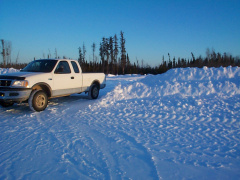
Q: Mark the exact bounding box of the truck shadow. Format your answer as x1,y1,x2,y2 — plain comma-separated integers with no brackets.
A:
48,94,89,106
0,86,109,114
0,94,95,114
46,93,101,113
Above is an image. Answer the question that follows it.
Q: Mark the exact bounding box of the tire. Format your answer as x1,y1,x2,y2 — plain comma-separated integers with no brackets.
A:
0,101,14,107
28,90,48,111
88,84,99,99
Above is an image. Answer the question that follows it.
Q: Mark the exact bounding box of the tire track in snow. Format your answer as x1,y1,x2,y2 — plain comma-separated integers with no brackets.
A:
0,94,111,179
71,111,160,179
60,124,111,179
0,99,96,179
116,130,160,179
0,109,69,170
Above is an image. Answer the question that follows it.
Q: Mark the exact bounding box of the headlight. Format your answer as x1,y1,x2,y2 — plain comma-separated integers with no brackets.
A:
12,80,29,88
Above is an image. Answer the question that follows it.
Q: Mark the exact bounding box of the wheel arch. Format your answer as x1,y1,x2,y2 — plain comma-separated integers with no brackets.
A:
91,80,100,89
31,82,52,98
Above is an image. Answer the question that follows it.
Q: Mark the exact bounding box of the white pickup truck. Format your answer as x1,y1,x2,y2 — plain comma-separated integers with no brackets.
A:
0,59,106,111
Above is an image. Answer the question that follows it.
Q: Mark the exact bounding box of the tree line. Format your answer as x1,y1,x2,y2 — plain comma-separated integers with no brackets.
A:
77,31,240,74
78,31,130,74
1,34,240,74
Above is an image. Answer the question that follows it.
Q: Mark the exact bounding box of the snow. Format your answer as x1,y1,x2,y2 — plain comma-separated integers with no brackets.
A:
0,67,240,179
0,68,19,74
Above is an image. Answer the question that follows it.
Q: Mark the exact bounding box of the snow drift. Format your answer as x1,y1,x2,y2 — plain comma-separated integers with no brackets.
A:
0,66,240,179
0,68,19,74
97,66,240,107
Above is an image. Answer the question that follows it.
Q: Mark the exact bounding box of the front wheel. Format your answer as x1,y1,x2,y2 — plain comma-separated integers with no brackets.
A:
88,84,99,99
28,90,48,111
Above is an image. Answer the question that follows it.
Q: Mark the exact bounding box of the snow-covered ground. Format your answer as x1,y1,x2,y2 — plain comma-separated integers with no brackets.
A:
0,67,239,179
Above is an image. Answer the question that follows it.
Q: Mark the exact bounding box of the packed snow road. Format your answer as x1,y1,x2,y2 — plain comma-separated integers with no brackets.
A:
0,67,240,179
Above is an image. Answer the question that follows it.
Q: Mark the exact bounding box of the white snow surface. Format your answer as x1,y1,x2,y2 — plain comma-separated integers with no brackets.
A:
0,67,240,179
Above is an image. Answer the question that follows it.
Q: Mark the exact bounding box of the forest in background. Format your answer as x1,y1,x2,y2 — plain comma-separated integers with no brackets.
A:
1,31,240,75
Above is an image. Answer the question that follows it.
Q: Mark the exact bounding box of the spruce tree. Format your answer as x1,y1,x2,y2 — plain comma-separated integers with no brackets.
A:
92,42,96,70
114,34,119,75
120,31,126,74
109,36,114,74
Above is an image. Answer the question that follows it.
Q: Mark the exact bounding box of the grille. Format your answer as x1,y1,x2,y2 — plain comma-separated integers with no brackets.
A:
0,80,12,86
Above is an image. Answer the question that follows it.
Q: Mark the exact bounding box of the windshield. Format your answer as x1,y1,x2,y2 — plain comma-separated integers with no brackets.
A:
21,60,58,72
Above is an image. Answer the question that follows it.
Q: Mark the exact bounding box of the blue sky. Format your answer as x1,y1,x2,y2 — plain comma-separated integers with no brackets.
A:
1,0,240,66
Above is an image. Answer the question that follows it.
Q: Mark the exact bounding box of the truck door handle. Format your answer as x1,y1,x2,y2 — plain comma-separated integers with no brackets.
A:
71,77,74,79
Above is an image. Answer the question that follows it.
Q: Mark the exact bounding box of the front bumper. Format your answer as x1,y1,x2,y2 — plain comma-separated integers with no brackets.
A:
0,87,32,103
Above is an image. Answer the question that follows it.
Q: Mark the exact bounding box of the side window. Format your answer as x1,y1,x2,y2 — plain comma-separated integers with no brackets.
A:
54,61,71,74
71,61,80,73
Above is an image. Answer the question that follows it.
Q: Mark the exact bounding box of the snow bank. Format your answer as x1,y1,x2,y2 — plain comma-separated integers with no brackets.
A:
0,68,19,74
99,66,240,107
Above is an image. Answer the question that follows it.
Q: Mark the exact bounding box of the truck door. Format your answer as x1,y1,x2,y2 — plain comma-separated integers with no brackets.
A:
52,61,82,96
70,60,83,89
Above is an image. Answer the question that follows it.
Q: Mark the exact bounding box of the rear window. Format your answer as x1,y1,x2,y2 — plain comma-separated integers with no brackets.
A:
71,61,80,73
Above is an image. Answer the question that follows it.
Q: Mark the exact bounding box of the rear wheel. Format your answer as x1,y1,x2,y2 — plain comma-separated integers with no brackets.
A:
88,84,99,99
28,90,48,111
